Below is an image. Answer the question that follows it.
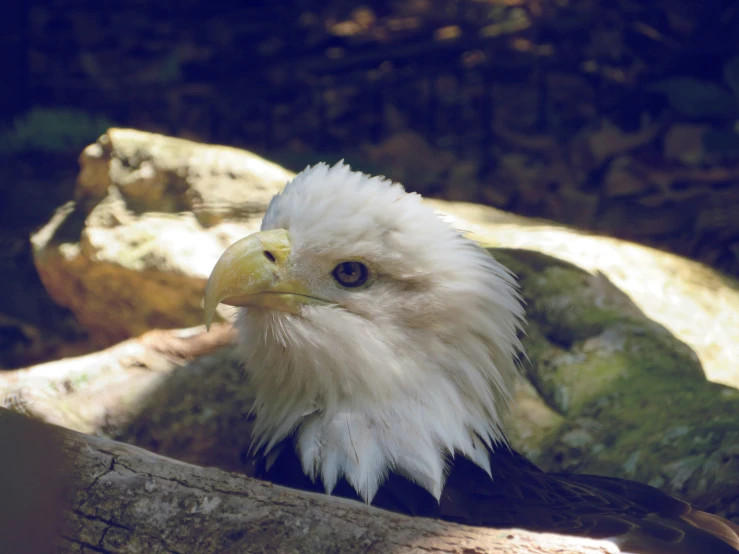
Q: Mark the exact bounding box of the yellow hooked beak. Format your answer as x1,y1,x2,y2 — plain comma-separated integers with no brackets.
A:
204,229,328,329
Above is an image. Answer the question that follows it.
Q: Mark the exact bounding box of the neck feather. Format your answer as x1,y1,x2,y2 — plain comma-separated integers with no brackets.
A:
237,302,522,503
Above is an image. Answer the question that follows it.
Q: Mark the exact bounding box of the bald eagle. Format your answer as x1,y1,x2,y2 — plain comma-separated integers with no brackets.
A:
204,162,739,553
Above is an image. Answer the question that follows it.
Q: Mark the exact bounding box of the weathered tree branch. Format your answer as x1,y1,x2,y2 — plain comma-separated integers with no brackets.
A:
0,409,619,554
1,324,239,437
0,327,623,553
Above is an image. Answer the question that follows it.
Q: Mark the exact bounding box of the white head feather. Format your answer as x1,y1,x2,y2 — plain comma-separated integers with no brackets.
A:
236,161,525,502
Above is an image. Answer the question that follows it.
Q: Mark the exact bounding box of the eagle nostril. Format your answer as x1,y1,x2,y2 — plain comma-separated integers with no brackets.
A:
264,250,276,263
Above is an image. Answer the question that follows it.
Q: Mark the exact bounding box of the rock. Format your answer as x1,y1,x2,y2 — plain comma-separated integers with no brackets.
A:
32,129,295,346
444,160,480,202
491,248,738,511
544,187,600,228
663,123,709,166
587,119,662,165
603,156,651,197
496,152,543,203
363,130,457,192
595,198,697,237
76,128,295,226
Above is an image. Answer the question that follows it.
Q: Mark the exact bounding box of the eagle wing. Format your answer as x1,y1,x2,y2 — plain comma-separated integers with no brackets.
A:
256,440,739,553
438,448,739,553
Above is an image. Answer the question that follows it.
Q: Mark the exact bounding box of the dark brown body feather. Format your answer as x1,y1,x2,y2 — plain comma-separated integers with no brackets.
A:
256,439,739,553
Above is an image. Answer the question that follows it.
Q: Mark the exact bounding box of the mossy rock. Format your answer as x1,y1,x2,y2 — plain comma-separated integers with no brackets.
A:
490,248,739,517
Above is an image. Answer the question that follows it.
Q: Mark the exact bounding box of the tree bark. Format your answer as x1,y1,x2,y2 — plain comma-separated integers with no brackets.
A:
0,408,618,554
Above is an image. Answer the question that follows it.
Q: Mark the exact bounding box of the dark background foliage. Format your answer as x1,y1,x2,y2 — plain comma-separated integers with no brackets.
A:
2,0,739,366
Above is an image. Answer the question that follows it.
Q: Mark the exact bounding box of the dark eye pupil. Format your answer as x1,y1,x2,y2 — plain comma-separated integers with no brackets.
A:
332,262,369,288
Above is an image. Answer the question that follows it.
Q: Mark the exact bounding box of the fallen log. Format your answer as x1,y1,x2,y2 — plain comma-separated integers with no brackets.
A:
0,408,618,554
0,326,620,553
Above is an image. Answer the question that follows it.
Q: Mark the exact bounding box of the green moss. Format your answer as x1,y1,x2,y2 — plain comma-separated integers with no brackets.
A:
527,321,707,415
0,108,115,154
619,324,703,378
535,373,739,487
525,266,637,344
575,375,739,491
491,247,706,416
536,342,632,414
491,248,636,343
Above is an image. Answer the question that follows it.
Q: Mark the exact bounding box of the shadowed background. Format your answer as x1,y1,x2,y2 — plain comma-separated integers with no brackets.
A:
4,0,739,369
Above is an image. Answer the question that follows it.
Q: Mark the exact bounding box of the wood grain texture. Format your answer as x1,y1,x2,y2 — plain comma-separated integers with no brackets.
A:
45,416,617,554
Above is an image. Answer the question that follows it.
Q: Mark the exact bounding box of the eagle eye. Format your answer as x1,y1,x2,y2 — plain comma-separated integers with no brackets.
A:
332,261,369,288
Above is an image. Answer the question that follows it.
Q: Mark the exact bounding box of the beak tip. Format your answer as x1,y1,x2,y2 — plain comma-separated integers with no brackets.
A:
204,296,216,333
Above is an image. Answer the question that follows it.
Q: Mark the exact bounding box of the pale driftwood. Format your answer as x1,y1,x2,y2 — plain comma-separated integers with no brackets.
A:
0,324,240,437
0,409,618,554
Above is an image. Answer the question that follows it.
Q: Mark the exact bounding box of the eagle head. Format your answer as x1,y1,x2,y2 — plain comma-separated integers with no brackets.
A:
204,162,525,501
